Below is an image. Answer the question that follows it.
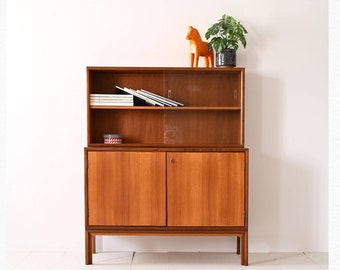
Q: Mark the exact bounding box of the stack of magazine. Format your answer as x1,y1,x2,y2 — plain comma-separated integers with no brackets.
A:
115,86,184,107
90,93,134,106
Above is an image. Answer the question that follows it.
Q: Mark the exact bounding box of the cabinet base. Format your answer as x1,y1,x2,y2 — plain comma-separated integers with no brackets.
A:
85,230,248,266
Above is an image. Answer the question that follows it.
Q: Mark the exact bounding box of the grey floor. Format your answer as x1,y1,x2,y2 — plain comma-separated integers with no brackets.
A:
6,251,328,269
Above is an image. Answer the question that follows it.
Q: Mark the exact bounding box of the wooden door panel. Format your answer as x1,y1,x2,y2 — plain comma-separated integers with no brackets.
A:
87,151,166,226
167,152,245,227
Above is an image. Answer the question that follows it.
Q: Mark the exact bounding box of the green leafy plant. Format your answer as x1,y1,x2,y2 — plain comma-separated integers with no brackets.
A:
205,14,248,53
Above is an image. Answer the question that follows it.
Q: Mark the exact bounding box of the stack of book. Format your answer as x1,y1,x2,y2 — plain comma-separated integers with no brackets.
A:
115,86,184,107
90,94,134,106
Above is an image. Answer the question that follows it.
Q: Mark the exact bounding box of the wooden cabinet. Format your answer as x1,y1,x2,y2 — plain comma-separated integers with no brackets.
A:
85,67,249,266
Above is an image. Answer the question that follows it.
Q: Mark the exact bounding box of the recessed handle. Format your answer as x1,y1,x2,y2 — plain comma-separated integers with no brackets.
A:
168,89,172,98
234,89,238,100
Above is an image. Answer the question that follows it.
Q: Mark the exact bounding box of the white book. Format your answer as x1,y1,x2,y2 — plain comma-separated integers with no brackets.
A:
90,102,133,106
139,89,184,106
90,94,133,100
90,93,133,106
90,98,133,102
136,90,174,106
91,93,133,106
115,86,164,106
91,94,132,97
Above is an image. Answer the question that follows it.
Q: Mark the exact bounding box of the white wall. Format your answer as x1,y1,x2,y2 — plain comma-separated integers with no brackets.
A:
4,0,328,253
329,1,340,269
1,0,7,269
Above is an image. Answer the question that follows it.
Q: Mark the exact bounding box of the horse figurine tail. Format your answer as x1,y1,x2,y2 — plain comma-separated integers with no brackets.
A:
186,26,214,68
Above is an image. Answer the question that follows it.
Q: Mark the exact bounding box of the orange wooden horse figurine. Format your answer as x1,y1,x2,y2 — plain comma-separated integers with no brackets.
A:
186,26,214,68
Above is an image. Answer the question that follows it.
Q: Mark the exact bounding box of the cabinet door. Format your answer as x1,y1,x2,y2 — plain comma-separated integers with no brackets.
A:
167,152,245,227
87,151,166,226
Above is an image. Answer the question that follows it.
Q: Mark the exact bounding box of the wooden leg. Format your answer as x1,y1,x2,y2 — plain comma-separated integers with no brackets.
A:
236,236,241,254
190,54,195,67
85,231,93,265
204,56,209,67
91,235,96,254
241,232,248,266
194,57,199,67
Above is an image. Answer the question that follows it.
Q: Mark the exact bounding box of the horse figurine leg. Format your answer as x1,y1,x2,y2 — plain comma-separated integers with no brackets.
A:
190,53,195,68
194,54,200,67
208,52,214,67
204,56,209,67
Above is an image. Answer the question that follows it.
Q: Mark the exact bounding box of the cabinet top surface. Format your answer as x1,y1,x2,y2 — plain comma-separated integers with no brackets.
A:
87,66,245,72
85,146,249,152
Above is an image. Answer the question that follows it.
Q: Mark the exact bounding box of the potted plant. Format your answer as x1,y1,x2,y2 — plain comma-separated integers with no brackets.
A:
205,14,248,67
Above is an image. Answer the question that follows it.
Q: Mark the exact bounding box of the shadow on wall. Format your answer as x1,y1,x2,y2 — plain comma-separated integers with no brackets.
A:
246,72,281,250
246,72,315,251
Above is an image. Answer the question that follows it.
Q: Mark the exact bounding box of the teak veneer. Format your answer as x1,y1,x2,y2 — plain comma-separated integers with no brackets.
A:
85,67,249,266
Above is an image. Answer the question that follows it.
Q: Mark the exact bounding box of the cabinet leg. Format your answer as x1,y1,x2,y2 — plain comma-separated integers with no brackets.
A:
236,236,240,254
85,232,93,265
241,232,248,266
91,234,96,254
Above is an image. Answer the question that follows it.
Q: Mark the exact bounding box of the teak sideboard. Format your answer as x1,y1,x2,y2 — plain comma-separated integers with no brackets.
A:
84,67,249,266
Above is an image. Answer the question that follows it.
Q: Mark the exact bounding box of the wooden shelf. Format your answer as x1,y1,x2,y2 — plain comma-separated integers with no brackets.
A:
90,105,242,110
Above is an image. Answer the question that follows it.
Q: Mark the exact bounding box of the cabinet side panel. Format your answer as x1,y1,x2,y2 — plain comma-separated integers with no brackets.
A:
167,152,245,227
87,151,166,226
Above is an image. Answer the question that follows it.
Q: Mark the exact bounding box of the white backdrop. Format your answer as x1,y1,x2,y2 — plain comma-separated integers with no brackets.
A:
4,0,328,254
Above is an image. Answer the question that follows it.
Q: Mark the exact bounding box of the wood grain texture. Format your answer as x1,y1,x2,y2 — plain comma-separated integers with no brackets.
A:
87,151,166,226
167,152,245,227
